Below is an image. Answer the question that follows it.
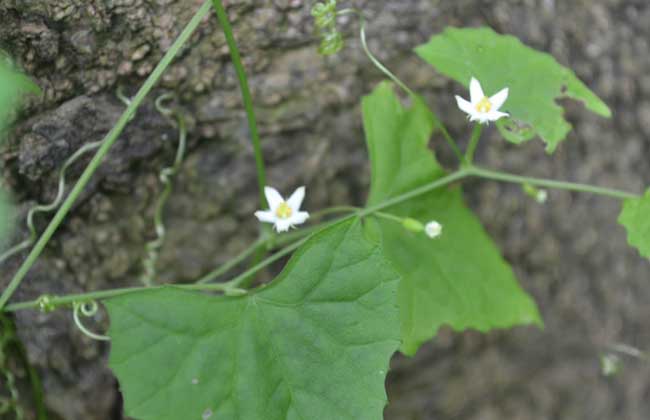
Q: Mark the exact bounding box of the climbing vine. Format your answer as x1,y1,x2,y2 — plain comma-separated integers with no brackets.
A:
1,1,649,419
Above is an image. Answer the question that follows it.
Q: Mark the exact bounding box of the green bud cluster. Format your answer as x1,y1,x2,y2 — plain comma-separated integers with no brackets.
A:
311,1,344,56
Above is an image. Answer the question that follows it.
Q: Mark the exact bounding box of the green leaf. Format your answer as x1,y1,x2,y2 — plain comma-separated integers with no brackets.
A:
0,60,39,132
362,82,541,355
415,26,610,153
106,219,401,420
0,58,38,245
618,190,650,259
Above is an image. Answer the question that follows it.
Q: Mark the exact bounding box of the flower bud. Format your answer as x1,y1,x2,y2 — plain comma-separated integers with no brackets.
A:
402,217,424,233
523,183,548,204
425,221,442,239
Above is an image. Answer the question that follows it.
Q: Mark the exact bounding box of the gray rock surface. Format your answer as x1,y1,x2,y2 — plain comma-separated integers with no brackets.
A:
1,0,649,419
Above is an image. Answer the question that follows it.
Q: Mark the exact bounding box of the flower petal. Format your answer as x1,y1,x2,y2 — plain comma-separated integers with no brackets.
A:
287,186,306,212
486,110,509,122
489,87,509,111
469,77,484,103
289,211,310,226
254,210,277,224
264,186,284,211
455,95,475,116
274,218,292,233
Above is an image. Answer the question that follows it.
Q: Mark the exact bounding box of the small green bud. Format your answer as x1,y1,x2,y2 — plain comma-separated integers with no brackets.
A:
522,183,548,203
600,353,622,377
36,294,57,312
311,0,337,28
318,31,344,56
402,218,424,233
225,288,248,297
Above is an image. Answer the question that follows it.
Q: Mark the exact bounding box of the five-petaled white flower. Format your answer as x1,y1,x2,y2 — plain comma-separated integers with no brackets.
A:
425,221,442,239
455,77,509,124
255,186,309,232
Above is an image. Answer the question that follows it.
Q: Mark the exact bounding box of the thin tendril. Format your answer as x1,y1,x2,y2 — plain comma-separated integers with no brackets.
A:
140,93,187,286
72,301,110,341
0,0,214,311
336,8,464,162
337,8,414,96
116,85,136,122
0,85,145,265
0,140,102,264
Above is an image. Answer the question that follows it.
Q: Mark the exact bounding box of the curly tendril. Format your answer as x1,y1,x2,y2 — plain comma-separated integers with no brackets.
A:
0,144,102,265
0,86,142,265
139,93,187,286
72,300,110,341
311,0,344,55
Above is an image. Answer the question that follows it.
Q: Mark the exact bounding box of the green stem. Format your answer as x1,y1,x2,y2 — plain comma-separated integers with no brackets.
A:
464,124,483,164
0,0,214,310
438,124,465,164
467,166,638,200
196,237,266,284
309,205,360,219
360,170,471,216
196,208,358,285
374,211,404,224
337,8,464,163
3,238,310,312
214,237,309,290
5,162,638,313
211,0,267,208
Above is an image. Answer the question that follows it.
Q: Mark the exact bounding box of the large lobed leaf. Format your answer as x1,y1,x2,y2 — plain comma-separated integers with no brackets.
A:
618,190,650,259
415,26,610,153
107,219,401,420
362,82,541,355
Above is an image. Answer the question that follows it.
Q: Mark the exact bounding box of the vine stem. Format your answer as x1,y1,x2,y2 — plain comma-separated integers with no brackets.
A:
466,166,638,200
196,237,266,284
337,8,464,163
3,163,639,312
0,0,214,310
211,0,267,208
196,206,360,284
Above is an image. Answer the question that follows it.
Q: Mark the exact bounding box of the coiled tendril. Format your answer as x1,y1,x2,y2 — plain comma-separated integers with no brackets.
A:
311,1,344,55
0,143,102,264
0,86,142,265
140,93,187,286
72,300,110,341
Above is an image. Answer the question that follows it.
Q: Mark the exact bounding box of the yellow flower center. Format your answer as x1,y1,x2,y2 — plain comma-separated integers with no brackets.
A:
275,202,293,219
475,96,492,113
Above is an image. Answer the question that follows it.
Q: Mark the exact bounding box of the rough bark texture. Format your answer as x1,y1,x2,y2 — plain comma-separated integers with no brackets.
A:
1,0,650,419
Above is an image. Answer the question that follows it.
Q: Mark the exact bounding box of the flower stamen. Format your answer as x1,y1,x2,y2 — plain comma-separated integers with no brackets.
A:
275,202,293,219
475,96,492,113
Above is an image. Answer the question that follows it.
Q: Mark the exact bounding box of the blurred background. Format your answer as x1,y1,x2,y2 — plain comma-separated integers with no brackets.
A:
1,0,649,418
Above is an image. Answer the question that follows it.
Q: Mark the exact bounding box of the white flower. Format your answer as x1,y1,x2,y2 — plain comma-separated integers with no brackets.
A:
535,189,548,204
425,221,442,239
455,77,509,124
254,186,309,232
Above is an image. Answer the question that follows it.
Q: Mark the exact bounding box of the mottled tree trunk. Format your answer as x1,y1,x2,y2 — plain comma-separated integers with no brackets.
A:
1,0,649,419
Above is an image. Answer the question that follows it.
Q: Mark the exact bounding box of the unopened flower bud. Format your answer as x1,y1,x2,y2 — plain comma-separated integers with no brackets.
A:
402,217,424,233
425,221,442,239
523,183,548,204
